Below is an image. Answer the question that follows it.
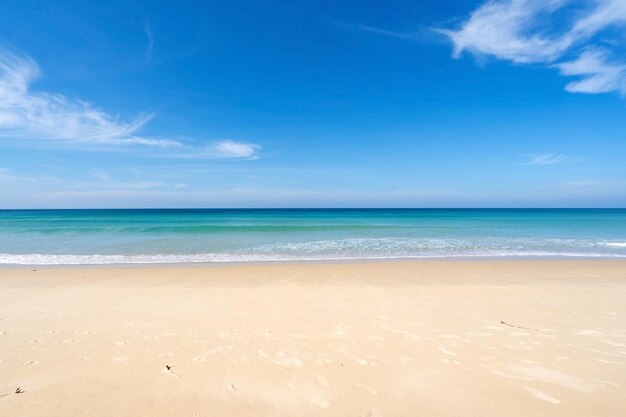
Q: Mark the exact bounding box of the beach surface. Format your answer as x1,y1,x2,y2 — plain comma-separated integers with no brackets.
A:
1,260,625,416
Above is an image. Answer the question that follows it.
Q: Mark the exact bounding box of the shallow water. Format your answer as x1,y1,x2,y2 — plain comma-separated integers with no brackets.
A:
1,209,625,264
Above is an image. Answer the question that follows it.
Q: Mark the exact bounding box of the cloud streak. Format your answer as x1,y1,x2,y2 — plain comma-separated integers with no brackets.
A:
205,140,260,159
143,21,154,61
524,153,578,165
344,23,425,41
557,48,626,94
438,0,626,95
0,47,260,158
170,140,261,160
0,48,177,147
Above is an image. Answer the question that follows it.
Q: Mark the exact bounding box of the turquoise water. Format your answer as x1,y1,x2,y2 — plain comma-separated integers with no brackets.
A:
0,209,625,264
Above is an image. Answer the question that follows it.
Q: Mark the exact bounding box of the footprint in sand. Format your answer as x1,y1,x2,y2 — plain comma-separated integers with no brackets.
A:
273,356,303,367
355,383,378,395
273,351,303,367
504,345,523,351
218,332,240,340
596,358,622,365
573,329,603,336
526,387,560,404
312,397,330,409
602,339,626,348
315,375,330,387
438,347,457,356
205,346,223,355
22,360,40,366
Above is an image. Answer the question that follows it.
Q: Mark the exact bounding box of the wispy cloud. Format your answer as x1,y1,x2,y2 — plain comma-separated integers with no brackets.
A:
344,23,425,41
524,153,579,165
0,47,176,147
436,0,571,64
0,47,261,158
206,140,260,159
165,140,261,160
0,167,63,185
143,21,154,61
557,48,626,94
550,178,626,189
437,0,626,95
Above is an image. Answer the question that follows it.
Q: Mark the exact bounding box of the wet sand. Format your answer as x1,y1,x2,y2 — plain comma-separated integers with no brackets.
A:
1,260,625,416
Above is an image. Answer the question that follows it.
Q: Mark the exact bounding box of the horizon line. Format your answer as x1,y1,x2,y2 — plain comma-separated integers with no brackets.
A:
1,207,625,211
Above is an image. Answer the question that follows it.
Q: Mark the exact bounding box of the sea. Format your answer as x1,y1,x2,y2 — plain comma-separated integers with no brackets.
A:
0,208,625,265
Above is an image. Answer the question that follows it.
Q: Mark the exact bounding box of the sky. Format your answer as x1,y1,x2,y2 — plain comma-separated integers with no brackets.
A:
0,0,625,208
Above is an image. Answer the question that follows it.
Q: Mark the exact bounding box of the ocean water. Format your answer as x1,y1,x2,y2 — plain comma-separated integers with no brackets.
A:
0,209,625,265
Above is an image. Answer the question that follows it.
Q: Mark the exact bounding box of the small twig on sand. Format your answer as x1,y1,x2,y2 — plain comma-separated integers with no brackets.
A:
164,365,180,377
0,387,23,397
500,320,539,331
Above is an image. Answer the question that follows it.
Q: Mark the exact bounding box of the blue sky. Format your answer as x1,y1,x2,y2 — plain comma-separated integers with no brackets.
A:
0,0,625,208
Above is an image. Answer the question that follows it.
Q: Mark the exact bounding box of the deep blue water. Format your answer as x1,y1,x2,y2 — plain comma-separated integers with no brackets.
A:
0,209,625,264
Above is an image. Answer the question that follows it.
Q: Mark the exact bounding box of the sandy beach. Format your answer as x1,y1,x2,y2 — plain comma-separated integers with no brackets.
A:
1,260,625,416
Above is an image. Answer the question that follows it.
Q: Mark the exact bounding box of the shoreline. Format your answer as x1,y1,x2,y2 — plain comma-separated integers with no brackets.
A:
2,254,626,269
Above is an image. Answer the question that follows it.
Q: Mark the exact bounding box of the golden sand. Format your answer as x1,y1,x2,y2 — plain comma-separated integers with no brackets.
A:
1,260,625,416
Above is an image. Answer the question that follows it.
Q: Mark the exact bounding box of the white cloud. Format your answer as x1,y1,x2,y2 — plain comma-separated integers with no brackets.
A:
437,0,571,64
524,153,578,165
0,47,261,158
557,48,626,93
438,0,626,94
169,140,261,160
0,48,179,147
209,140,260,159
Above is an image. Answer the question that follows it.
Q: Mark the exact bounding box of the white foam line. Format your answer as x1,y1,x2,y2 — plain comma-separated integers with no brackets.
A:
1,251,625,266
603,242,626,248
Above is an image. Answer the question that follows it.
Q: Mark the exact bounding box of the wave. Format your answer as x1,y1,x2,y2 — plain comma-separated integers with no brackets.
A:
603,242,626,248
1,237,625,265
2,251,625,266
7,224,396,234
